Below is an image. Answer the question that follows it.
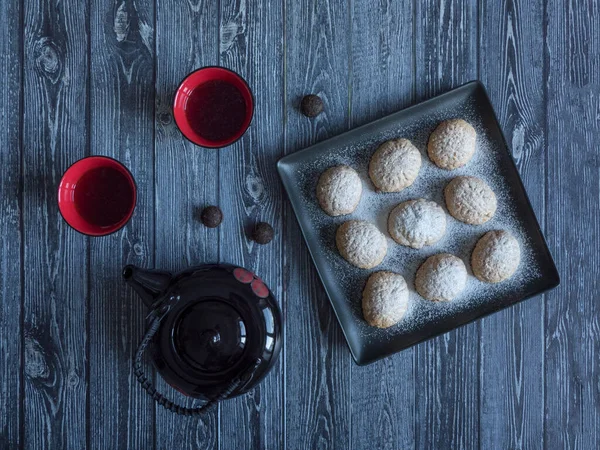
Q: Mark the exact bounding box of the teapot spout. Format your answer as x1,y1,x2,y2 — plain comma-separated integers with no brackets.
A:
123,265,172,309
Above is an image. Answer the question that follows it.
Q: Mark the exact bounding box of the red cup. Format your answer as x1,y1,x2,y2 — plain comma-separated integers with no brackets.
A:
173,66,254,148
58,156,137,236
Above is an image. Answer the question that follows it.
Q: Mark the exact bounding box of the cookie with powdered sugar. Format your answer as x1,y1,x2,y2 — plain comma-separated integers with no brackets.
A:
362,271,409,328
316,165,362,216
415,253,467,301
427,119,476,170
369,138,421,192
445,175,497,225
472,230,521,283
388,199,446,249
336,220,387,269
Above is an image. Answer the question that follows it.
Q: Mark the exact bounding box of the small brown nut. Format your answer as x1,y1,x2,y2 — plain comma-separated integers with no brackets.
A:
300,94,324,117
252,222,274,244
200,206,223,228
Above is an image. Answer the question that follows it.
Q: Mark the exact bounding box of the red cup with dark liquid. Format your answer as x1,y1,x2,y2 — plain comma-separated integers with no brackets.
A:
173,67,254,148
58,156,137,236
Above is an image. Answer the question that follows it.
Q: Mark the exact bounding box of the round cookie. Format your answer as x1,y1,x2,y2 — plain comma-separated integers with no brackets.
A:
427,119,477,169
388,199,446,249
415,253,467,301
445,176,497,225
362,271,409,328
316,165,363,216
472,230,521,283
368,138,422,192
336,220,387,269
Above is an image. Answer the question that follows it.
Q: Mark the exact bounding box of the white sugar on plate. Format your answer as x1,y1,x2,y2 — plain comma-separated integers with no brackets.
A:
292,103,543,344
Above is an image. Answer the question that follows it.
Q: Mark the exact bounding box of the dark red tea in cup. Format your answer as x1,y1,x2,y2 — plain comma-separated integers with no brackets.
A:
58,156,137,236
173,67,254,148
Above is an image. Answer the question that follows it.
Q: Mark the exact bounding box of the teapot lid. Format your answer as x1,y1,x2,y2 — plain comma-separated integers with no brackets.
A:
173,300,247,374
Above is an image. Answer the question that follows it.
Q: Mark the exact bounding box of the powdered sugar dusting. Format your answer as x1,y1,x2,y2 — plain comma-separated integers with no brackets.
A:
283,93,549,352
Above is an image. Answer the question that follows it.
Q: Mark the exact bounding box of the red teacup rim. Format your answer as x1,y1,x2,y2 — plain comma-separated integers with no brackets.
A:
58,156,137,236
173,66,254,148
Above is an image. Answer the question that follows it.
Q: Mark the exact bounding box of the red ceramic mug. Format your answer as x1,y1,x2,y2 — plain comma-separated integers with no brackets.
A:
58,156,137,236
173,67,254,148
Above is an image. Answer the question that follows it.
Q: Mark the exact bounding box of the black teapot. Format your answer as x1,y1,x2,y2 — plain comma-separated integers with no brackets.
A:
123,263,282,416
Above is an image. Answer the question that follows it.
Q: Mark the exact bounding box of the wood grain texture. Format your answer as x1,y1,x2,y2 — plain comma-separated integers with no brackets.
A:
349,0,416,448
0,0,22,447
414,1,479,449
478,0,546,448
88,0,156,448
415,0,478,101
22,0,88,448
217,0,284,449
284,0,351,449
1,0,600,448
545,0,600,448
154,0,220,448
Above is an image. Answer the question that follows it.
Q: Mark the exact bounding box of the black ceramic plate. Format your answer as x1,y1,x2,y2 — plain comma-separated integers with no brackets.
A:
278,81,559,365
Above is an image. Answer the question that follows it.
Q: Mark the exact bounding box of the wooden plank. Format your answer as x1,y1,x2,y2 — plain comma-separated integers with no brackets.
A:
414,1,480,448
0,0,22,447
478,0,546,448
283,0,351,449
349,1,416,448
217,0,284,449
415,0,478,101
154,0,220,448
22,0,88,448
545,0,600,448
88,0,155,448
350,0,415,123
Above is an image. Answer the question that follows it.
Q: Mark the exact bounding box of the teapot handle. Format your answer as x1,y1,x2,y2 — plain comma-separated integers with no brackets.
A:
134,305,262,416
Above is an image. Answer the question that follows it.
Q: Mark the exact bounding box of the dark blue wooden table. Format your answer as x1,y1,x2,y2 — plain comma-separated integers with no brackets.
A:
1,0,599,448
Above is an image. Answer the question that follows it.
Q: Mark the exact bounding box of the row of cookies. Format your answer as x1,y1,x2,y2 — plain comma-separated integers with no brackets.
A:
317,119,485,217
367,118,477,193
363,230,521,328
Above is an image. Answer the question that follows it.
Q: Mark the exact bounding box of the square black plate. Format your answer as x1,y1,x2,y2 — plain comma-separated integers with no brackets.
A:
278,81,559,365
